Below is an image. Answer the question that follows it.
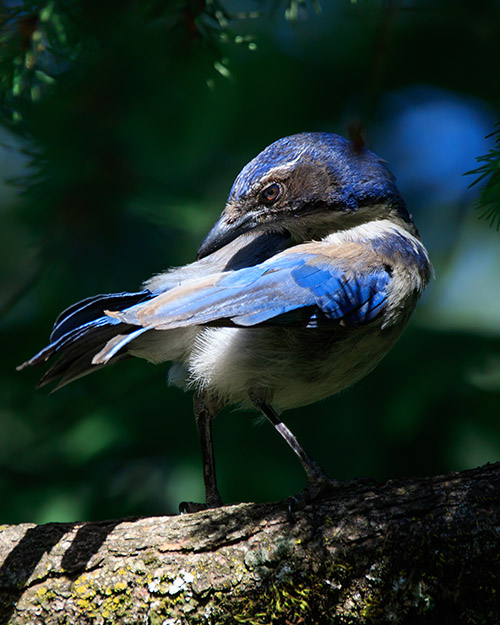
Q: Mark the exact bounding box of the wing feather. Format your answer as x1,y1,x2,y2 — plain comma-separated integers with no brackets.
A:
18,291,155,388
111,250,391,330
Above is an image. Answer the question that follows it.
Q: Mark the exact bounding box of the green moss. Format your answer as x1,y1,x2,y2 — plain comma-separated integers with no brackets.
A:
7,518,499,625
211,576,338,625
143,552,160,567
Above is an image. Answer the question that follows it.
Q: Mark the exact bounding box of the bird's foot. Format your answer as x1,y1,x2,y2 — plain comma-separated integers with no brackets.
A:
179,493,223,514
287,474,340,522
179,501,209,513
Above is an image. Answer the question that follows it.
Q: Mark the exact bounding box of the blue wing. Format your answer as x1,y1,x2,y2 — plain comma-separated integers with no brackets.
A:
114,251,391,330
17,231,296,388
19,246,392,389
50,291,152,341
17,291,154,388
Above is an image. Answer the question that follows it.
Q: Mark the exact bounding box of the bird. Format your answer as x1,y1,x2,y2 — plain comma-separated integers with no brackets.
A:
18,132,432,512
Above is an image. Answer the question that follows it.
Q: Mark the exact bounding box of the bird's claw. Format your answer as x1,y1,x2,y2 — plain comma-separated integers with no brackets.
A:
286,475,340,522
179,495,223,514
179,501,209,514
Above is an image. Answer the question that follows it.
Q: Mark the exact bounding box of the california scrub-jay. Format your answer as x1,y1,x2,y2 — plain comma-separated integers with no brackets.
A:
19,132,432,510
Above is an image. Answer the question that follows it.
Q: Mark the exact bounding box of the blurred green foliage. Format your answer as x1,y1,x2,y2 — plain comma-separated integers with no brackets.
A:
1,0,500,523
469,124,500,230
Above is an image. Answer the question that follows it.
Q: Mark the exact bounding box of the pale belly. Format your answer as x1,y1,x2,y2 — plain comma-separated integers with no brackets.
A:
182,323,405,411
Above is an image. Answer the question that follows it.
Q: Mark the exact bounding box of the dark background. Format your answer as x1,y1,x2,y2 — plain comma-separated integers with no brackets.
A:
1,0,499,523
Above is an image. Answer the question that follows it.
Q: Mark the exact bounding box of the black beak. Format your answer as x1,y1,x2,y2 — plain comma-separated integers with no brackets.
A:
197,212,255,259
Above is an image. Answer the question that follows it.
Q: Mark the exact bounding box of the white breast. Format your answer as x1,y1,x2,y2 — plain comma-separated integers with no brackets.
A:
182,321,404,411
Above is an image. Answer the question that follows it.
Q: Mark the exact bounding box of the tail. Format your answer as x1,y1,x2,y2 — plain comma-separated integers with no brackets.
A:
17,291,154,389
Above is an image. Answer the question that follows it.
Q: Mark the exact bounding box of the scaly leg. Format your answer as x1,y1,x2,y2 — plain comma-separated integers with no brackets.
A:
179,393,223,513
251,396,339,506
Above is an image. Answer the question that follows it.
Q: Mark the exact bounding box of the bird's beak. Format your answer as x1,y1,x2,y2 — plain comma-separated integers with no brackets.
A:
197,210,255,259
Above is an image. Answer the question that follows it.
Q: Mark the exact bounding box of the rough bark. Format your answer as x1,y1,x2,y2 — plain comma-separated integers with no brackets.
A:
1,463,500,624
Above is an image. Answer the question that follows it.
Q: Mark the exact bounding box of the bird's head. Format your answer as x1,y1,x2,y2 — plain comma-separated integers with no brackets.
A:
198,132,415,259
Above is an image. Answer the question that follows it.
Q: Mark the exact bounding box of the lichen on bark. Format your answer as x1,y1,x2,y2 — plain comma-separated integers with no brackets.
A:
1,463,500,624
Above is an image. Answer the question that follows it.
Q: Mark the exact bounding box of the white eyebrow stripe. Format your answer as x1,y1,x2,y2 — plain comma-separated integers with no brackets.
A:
255,150,312,182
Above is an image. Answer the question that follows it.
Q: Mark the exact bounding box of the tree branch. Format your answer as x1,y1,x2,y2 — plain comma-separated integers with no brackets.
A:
1,463,500,624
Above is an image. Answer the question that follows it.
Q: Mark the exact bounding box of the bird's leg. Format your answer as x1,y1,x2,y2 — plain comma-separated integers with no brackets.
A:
251,396,339,507
195,393,223,508
179,393,223,513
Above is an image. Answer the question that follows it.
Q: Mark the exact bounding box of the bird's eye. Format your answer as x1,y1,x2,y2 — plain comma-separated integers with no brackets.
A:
259,183,281,205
